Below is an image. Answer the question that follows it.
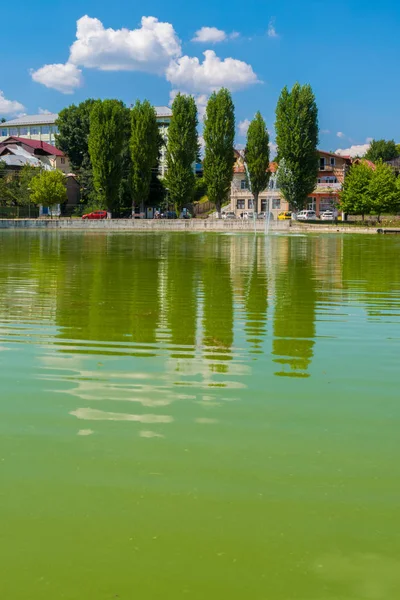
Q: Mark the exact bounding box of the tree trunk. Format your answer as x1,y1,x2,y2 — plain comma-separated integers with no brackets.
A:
216,200,221,219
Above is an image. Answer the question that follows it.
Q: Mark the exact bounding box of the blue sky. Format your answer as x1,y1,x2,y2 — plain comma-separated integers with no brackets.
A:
1,0,399,155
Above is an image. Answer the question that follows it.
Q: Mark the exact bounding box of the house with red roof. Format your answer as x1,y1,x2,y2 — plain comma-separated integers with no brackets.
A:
0,137,70,174
230,149,288,218
229,149,353,218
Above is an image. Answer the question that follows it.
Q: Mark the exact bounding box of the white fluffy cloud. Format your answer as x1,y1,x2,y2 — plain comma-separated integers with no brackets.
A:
38,107,52,114
31,63,83,94
31,15,258,96
267,18,279,38
0,90,25,115
69,15,181,72
192,27,227,43
336,144,370,158
336,131,346,139
238,118,251,136
166,50,259,93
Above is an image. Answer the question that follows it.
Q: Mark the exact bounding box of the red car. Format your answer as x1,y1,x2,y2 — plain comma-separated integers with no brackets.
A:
82,210,107,220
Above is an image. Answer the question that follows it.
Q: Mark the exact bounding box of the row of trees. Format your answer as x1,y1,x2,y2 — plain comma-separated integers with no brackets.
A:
54,83,320,216
341,161,400,221
0,162,67,211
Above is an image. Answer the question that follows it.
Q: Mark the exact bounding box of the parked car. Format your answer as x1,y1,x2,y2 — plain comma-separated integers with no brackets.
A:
320,210,335,221
222,211,236,219
242,211,255,220
161,211,178,219
297,210,316,221
82,210,107,220
257,212,266,219
278,211,292,220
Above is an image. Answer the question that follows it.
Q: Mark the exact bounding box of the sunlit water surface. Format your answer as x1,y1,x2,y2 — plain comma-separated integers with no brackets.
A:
0,231,399,599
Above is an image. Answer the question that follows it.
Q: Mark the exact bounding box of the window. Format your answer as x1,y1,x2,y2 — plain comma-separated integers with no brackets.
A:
320,157,326,170
60,157,65,164
41,126,50,134
19,127,28,135
9,128,18,135
272,198,281,209
261,199,267,211
52,126,59,134
320,197,336,212
31,127,39,135
248,199,254,209
308,197,316,211
1,128,7,136
269,179,275,190
237,199,245,209
330,157,335,166
240,179,248,190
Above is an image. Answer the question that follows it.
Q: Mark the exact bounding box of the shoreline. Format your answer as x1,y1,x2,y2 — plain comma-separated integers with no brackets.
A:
0,218,388,234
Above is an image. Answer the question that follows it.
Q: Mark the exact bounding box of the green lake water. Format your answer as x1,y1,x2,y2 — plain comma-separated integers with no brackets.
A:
0,231,399,600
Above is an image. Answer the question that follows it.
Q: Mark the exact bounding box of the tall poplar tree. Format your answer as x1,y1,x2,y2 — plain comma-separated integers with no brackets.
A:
275,83,319,212
165,93,199,212
244,112,270,214
130,100,160,212
88,99,127,212
203,89,235,216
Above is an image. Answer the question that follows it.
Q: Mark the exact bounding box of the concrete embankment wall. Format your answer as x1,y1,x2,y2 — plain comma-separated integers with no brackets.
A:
0,219,379,234
0,218,290,233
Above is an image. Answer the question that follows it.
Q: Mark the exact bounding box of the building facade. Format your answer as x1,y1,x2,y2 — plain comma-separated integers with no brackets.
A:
154,106,172,177
0,137,70,174
229,149,352,217
307,151,351,215
0,114,59,146
229,151,289,219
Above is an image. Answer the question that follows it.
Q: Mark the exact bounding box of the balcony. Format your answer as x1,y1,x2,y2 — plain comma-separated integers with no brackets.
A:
315,182,341,192
319,164,334,172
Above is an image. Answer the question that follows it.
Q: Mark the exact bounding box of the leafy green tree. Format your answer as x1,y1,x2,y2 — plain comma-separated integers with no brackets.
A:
365,139,399,163
56,99,96,170
130,100,160,212
30,169,67,213
368,161,399,221
0,164,39,206
340,162,373,220
203,89,235,216
88,99,127,212
165,93,199,212
244,112,270,214
275,83,319,212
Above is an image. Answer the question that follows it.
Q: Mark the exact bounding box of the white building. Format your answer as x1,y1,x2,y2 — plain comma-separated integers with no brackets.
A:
154,106,172,177
1,106,172,174
0,113,59,145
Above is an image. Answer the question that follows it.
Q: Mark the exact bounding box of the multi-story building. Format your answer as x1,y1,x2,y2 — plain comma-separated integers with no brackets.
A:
154,106,172,177
229,149,352,217
0,114,59,146
307,151,352,215
230,150,289,219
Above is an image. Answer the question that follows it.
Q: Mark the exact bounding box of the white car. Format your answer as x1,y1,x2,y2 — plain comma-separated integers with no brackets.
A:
222,211,236,219
320,210,335,221
297,210,316,221
242,211,255,220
